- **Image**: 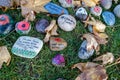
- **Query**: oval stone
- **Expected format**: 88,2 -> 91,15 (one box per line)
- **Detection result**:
50,37 -> 67,51
59,0 -> 73,8
78,40 -> 94,59
100,0 -> 112,9
90,6 -> 102,16
44,2 -> 68,15
76,7 -> 88,21
102,11 -> 115,26
11,36 -> 43,58
58,14 -> 76,31
113,4 -> 120,18
52,54 -> 65,67
35,19 -> 49,33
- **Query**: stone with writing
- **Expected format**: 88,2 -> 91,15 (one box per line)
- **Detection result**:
11,36 -> 43,58
50,37 -> 67,51
44,2 -> 68,15
58,14 -> 76,31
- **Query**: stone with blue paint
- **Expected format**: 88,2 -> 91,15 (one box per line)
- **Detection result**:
102,11 -> 115,26
78,40 -> 94,59
44,2 -> 68,15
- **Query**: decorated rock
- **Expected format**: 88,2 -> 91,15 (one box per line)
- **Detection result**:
0,14 -> 14,35
0,0 -> 12,7
50,37 -> 67,51
59,0 -> 73,8
100,0 -> 112,9
15,21 -> 31,35
75,7 -> 88,21
88,25 -> 93,33
58,14 -> 76,31
113,4 -> 120,18
78,40 -> 94,59
44,2 -> 68,15
90,6 -> 102,16
52,54 -> 65,67
102,11 -> 115,26
35,19 -> 49,33
11,36 -> 43,58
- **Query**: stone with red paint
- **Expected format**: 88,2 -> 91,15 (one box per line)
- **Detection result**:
50,37 -> 67,51
90,6 -> 102,16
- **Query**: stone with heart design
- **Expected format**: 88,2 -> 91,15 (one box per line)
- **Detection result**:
50,37 -> 67,51
90,6 -> 102,16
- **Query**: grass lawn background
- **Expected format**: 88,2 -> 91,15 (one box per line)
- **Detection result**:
0,0 -> 120,80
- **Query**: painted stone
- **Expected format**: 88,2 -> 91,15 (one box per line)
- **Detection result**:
76,7 -> 88,21
11,36 -> 43,58
113,4 -> 120,18
15,21 -> 31,35
102,11 -> 115,26
0,14 -> 14,35
58,14 -> 76,31
50,37 -> 67,51
88,25 -> 93,33
44,2 -> 68,15
0,0 -> 12,7
59,0 -> 73,8
52,54 -> 65,67
35,19 -> 49,33
90,6 -> 102,16
78,40 -> 94,59
100,0 -> 112,9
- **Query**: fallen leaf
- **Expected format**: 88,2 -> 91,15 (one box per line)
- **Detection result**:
0,46 -> 11,69
45,20 -> 56,32
43,32 -> 51,43
82,33 -> 99,51
81,0 -> 99,7
72,62 -> 108,80
51,24 -> 59,36
93,52 -> 114,65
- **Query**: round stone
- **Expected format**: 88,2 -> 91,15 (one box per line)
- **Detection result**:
78,40 -> 94,59
113,4 -> 120,18
11,36 -> 43,58
58,14 -> 76,31
59,0 -> 73,8
52,54 -> 65,67
75,7 -> 88,21
102,11 -> 115,26
90,6 -> 102,16
35,19 -> 49,33
15,21 -> 31,35
100,0 -> 112,9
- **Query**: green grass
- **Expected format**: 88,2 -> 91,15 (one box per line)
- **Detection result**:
0,1 -> 120,80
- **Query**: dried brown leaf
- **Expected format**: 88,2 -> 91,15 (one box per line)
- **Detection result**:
73,62 -> 108,80
81,0 -> 99,7
82,33 -> 99,51
51,24 -> 59,36
43,32 -> 51,43
45,20 -> 56,32
93,52 -> 114,65
0,46 -> 11,69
